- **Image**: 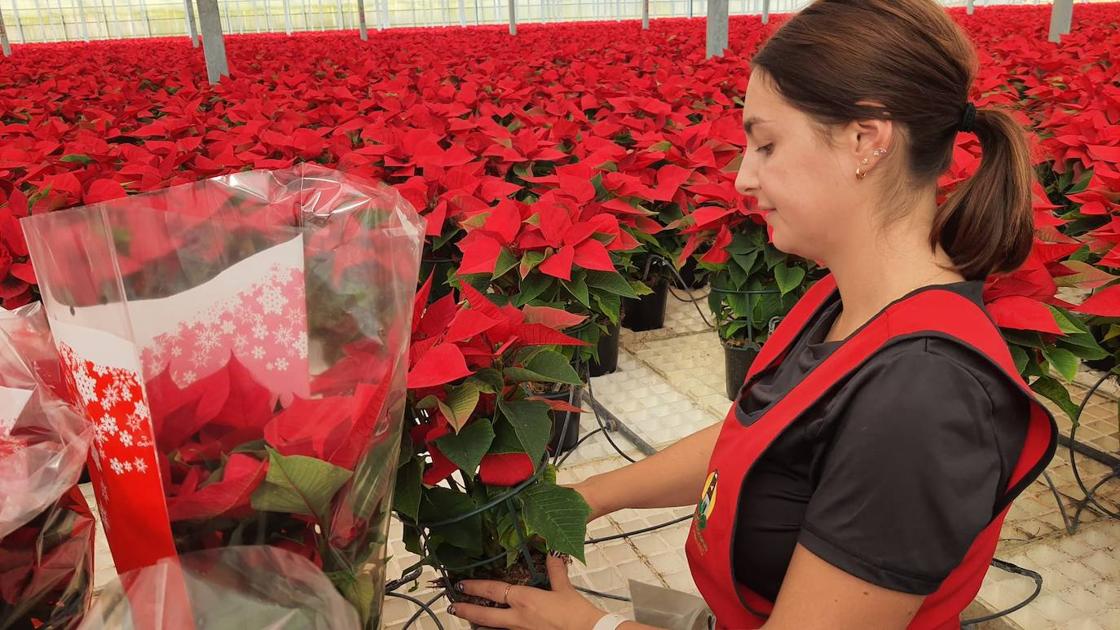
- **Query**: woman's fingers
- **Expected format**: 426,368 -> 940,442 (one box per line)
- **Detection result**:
546,552 -> 573,591
448,602 -> 520,629
457,579 -> 519,605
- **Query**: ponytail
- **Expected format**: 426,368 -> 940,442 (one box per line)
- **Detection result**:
931,107 -> 1035,280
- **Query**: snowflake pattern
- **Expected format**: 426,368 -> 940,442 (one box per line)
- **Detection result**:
137,264 -> 310,401
58,343 -> 158,481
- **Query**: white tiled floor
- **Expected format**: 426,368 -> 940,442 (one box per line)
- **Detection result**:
85,290 -> 1120,629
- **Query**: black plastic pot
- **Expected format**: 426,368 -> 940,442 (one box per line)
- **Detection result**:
677,257 -> 707,289
588,320 -> 621,377
544,385 -> 583,455
724,342 -> 761,401
622,277 -> 670,332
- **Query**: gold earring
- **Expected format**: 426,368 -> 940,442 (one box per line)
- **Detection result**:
856,157 -> 870,180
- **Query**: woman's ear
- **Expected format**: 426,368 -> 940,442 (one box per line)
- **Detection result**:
843,101 -> 894,165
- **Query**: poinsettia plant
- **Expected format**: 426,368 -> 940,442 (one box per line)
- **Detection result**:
453,180 -> 651,366
395,276 -> 592,586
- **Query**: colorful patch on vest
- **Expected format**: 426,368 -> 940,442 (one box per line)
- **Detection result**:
691,470 -> 718,554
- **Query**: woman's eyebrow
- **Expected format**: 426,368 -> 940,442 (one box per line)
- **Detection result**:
743,116 -> 770,136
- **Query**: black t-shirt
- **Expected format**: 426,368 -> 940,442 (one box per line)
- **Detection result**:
732,281 -> 1030,601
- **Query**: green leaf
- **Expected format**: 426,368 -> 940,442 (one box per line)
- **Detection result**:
1030,375 -> 1079,424
60,154 -> 94,165
562,272 -> 591,307
516,271 -> 553,306
525,350 -> 584,385
1047,306 -> 1088,335
521,483 -> 591,562
433,419 -> 495,478
421,488 -> 483,554
519,250 -> 547,278
393,457 -> 423,522
1009,345 -> 1029,375
592,290 -> 622,325
774,263 -> 805,296
493,248 -> 520,280
497,399 -> 552,464
585,270 -> 639,298
504,351 -> 584,385
439,382 -> 482,432
1042,347 -> 1080,382
251,448 -> 353,522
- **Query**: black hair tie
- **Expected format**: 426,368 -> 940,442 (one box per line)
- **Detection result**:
958,102 -> 977,133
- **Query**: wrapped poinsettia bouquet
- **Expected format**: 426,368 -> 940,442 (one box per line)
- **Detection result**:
18,165 -> 425,628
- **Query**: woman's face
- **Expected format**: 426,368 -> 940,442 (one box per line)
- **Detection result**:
734,69 -> 864,263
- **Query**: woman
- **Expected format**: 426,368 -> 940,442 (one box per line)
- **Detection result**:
449,0 -> 1057,628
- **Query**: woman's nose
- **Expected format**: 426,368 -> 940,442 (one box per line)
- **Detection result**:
735,153 -> 759,196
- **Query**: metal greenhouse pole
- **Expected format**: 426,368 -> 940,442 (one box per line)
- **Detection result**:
761,0 -> 769,24
642,0 -> 649,29
508,0 -> 516,34
196,0 -> 230,83
358,0 -> 368,38
0,5 -> 10,56
458,0 -> 465,26
76,0 -> 89,40
283,0 -> 292,33
184,0 -> 200,45
1048,0 -> 1073,43
707,0 -> 728,58
967,0 -> 973,15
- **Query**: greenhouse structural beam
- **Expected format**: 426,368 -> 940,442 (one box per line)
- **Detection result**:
762,0 -> 770,25
459,0 -> 465,27
0,5 -> 9,56
283,0 -> 292,34
358,0 -> 368,40
707,0 -> 729,58
642,0 -> 649,29
1048,0 -> 1073,43
508,0 -> 516,35
184,0 -> 200,46
196,0 -> 230,84
967,0 -> 974,15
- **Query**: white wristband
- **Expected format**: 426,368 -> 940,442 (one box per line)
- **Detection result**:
592,613 -> 629,630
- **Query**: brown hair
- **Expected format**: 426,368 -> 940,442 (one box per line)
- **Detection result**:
751,0 -> 1034,280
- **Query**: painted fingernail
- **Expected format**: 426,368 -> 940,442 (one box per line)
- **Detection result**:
455,581 -> 465,592
447,605 -> 456,615
549,550 -> 562,557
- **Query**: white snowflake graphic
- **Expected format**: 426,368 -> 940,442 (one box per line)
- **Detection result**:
252,323 -> 268,340
220,320 -> 236,335
258,286 -> 288,315
272,327 -> 294,348
123,461 -> 133,472
109,458 -> 124,474
179,370 -> 197,383
119,431 -> 134,448
233,335 -> 248,351
295,335 -> 309,359
73,368 -> 98,405
100,384 -> 121,409
118,383 -> 133,402
197,326 -> 221,354
252,346 -> 266,360
274,357 -> 289,371
99,414 -> 119,437
170,345 -> 182,358
132,400 -> 150,420
134,458 -> 148,473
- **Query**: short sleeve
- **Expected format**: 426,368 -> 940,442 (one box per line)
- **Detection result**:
797,345 -> 1012,595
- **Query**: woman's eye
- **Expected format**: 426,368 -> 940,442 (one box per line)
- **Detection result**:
756,144 -> 774,155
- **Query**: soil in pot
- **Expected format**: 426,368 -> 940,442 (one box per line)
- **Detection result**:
724,341 -> 761,401
440,547 -> 552,609
622,277 -> 669,332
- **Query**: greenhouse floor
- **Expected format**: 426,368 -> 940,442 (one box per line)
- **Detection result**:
86,289 -> 1120,630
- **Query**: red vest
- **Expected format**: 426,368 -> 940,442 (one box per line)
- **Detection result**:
684,275 -> 1057,629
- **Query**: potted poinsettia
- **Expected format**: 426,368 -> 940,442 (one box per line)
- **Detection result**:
396,276 -> 591,594
453,174 -> 650,376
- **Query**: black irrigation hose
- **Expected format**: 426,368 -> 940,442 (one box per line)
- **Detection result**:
386,591 -> 447,630
586,514 -> 693,545
960,559 -> 1044,627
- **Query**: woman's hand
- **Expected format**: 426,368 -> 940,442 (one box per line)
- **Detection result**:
449,552 -> 608,630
